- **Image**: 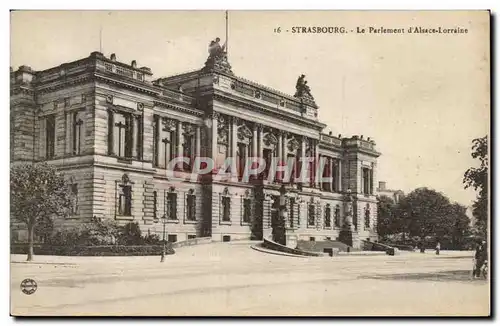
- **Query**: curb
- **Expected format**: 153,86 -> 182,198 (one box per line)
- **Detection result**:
250,245 -> 310,258
11,261 -> 77,266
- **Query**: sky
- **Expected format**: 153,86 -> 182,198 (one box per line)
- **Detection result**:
10,10 -> 490,207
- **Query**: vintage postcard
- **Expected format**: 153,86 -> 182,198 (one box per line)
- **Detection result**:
10,10 -> 490,316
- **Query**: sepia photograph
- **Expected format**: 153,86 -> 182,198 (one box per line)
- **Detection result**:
9,10 -> 490,316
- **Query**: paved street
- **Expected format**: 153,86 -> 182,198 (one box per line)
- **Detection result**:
10,242 -> 489,316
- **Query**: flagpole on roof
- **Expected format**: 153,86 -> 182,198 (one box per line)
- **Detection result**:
225,10 -> 229,59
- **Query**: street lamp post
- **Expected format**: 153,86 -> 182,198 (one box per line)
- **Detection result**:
154,214 -> 167,262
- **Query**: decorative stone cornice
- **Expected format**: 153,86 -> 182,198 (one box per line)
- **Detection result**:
152,100 -> 203,117
212,93 -> 325,131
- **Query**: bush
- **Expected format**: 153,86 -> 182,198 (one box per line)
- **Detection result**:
143,233 -> 161,245
118,222 -> 143,245
11,243 -> 175,256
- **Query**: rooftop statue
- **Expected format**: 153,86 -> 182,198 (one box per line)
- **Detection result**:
294,74 -> 314,100
208,37 -> 226,59
203,37 -> 233,75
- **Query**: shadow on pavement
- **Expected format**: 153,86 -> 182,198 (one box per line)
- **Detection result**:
360,270 -> 488,283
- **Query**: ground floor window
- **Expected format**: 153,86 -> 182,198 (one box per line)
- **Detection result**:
186,189 -> 196,221
335,205 -> 341,227
221,188 -> 231,222
118,185 -> 132,216
167,188 -> 177,220
167,234 -> 177,243
243,198 -> 252,223
308,204 -> 315,226
324,204 -> 331,228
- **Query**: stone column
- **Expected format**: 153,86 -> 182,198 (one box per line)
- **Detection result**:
300,136 -> 307,184
258,124 -> 264,159
337,159 -> 342,192
195,125 -> 201,159
154,115 -> 161,165
282,132 -> 288,160
107,109 -> 115,156
65,112 -> 72,155
314,140 -> 320,188
371,163 -> 377,195
277,132 -> 283,162
231,117 -> 238,159
330,157 -> 334,192
176,121 -> 184,170
211,113 -> 218,161
132,115 -> 138,158
252,124 -> 258,157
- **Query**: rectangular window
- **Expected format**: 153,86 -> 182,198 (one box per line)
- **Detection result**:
324,205 -> 331,228
186,192 -> 196,221
334,205 -> 341,227
155,118 -> 177,169
45,115 -> 56,159
71,184 -> 78,215
71,111 -> 85,155
308,204 -> 315,226
167,192 -> 178,220
222,235 -> 231,242
108,110 -> 139,159
243,198 -> 251,223
118,185 -> 132,216
167,234 -> 177,243
188,234 -> 196,240
222,196 -> 231,222
362,168 -> 370,195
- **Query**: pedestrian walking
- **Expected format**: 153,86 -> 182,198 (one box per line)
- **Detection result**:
435,241 -> 440,255
473,240 -> 487,278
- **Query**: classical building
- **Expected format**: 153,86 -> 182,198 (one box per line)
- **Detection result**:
376,181 -> 404,204
10,40 -> 380,247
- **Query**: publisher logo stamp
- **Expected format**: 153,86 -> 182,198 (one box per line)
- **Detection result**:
20,279 -> 37,295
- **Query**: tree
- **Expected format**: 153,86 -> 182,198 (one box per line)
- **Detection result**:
395,188 -> 471,248
10,163 -> 73,261
376,195 -> 398,238
463,136 -> 488,237
449,203 -> 471,249
398,188 -> 451,239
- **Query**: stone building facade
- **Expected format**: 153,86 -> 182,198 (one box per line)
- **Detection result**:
10,46 -> 380,245
376,181 -> 404,204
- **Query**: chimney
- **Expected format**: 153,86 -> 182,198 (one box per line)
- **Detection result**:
131,60 -> 137,68
378,181 -> 386,191
328,131 -> 332,136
